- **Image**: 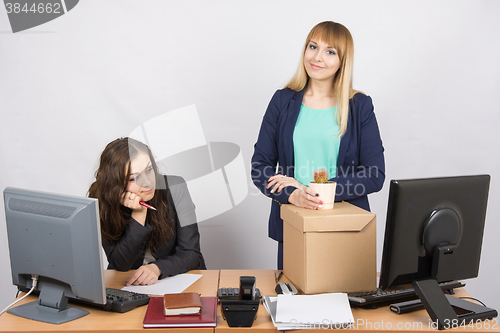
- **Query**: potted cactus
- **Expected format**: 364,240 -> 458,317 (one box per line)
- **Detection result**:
309,169 -> 337,209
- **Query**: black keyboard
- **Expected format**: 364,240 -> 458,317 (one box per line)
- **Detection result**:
18,286 -> 150,313
348,281 -> 465,307
98,288 -> 150,313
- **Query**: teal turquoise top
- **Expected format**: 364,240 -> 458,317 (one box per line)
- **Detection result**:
293,104 -> 341,186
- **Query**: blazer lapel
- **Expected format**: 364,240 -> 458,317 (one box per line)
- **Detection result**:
283,89 -> 305,174
337,98 -> 353,169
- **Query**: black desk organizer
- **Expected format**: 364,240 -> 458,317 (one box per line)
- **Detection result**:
220,276 -> 259,327
221,299 -> 260,327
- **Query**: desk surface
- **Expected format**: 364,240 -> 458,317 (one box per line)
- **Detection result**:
1,269 -> 498,333
218,270 -> 500,333
349,287 -> 499,333
0,270 -> 219,333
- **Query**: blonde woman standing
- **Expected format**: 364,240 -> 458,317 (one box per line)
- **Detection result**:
251,21 -> 385,269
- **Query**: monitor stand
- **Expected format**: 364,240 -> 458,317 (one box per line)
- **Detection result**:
413,279 -> 498,330
7,281 -> 89,325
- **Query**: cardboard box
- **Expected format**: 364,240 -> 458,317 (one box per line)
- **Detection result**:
281,202 -> 376,294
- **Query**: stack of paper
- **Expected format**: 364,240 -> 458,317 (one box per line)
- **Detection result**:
263,293 -> 354,330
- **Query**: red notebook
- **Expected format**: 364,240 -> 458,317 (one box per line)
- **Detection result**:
143,296 -> 217,328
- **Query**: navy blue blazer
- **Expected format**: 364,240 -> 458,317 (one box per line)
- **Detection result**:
251,88 -> 385,242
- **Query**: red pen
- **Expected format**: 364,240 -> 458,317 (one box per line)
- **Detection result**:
139,201 -> 157,211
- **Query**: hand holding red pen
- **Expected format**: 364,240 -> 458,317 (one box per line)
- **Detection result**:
121,192 -> 157,226
121,191 -> 152,226
121,191 -> 144,211
122,192 -> 156,211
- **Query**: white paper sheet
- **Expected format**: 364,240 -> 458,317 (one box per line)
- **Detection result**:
121,273 -> 202,295
276,293 -> 354,327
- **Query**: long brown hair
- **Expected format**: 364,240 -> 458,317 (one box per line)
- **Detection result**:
88,137 -> 173,256
285,21 -> 362,137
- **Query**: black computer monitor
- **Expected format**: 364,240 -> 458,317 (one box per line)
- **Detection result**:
379,175 -> 497,329
4,187 -> 106,324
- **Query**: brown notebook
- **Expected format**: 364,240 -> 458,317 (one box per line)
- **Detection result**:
163,292 -> 202,316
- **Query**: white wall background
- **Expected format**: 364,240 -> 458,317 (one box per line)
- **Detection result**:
1,0 -> 499,313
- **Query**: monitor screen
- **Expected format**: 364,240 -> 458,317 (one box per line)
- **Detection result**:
4,187 -> 106,324
379,175 -> 490,290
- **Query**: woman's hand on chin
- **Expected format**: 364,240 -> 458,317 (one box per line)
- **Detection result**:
121,191 -> 145,211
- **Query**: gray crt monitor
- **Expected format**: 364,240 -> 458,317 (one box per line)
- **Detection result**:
4,187 -> 106,324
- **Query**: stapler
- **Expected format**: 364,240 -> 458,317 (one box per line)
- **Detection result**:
275,282 -> 298,295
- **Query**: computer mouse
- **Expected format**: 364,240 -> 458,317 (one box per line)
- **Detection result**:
275,282 -> 298,295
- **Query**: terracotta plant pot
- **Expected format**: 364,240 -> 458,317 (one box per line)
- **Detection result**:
308,181 -> 337,209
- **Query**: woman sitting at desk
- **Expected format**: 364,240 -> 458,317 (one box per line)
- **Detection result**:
88,137 -> 206,286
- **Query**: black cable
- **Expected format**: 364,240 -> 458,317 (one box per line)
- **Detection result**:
459,297 -> 487,307
274,270 -> 283,283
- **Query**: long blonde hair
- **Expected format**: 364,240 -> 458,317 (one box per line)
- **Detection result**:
285,21 -> 361,137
